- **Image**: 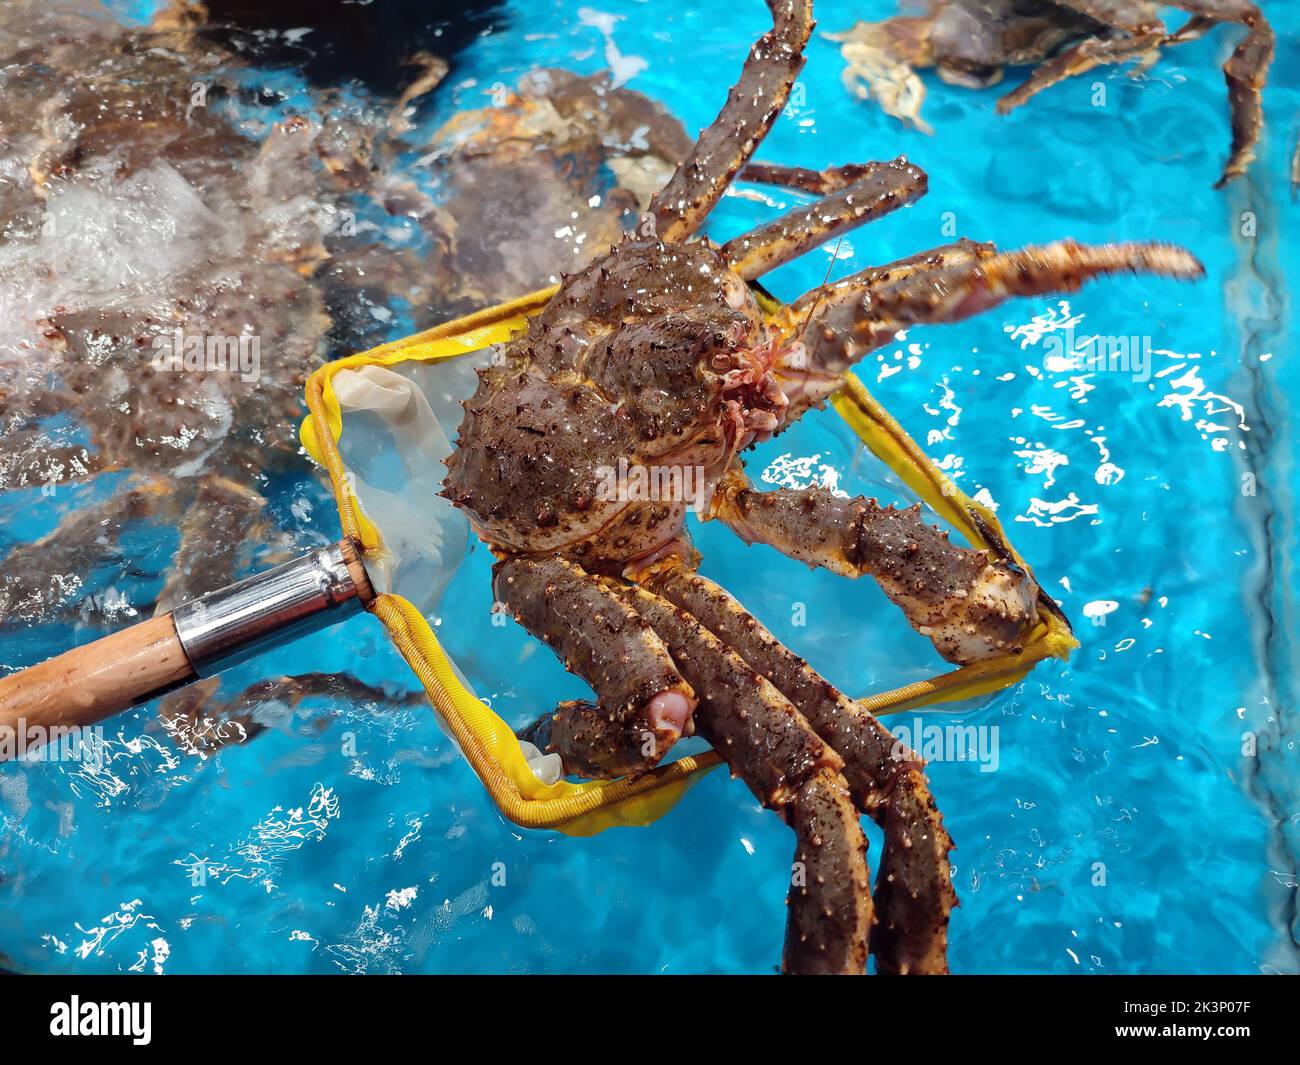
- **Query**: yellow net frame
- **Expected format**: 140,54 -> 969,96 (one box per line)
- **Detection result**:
300,286 -> 1077,836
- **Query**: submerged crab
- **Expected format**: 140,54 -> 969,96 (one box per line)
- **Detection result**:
0,2 -> 713,753
833,0 -> 1274,187
408,67 -> 693,316
444,0 -> 1202,973
0,1 -> 436,739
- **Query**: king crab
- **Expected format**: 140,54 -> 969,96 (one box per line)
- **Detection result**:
833,0 -> 1275,188
444,0 -> 1202,973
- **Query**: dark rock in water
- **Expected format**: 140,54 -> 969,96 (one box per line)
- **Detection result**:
185,0 -> 505,97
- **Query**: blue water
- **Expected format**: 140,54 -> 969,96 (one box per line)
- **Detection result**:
1,1 -> 1297,974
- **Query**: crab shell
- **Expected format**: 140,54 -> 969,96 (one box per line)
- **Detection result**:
442,240 -> 788,571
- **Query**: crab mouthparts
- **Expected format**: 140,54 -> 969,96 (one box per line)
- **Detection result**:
723,339 -> 789,448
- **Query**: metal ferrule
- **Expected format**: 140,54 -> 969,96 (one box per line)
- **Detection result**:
173,543 -> 365,676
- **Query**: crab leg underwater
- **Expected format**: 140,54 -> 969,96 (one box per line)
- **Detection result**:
496,556 -> 696,778
623,580 -> 873,975
641,563 -> 956,974
710,469 -> 1039,666
836,0 -> 1274,188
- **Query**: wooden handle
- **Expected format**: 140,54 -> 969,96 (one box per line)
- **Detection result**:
0,613 -> 195,750
0,540 -> 370,759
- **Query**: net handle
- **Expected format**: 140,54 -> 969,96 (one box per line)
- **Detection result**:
0,540 -> 372,759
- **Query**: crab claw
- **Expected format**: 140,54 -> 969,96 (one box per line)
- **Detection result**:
496,556 -> 698,778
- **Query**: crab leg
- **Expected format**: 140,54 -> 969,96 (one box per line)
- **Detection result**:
738,161 -> 892,195
647,0 -> 814,242
783,767 -> 873,974
622,582 -> 872,975
774,237 -> 1190,423
995,32 -> 1165,115
154,476 -> 271,613
782,239 -> 1202,401
643,563 -> 955,974
494,556 -> 696,778
1052,0 -> 1164,35
1164,15 -> 1217,44
781,235 -> 999,355
783,237 -> 996,321
776,236 -> 996,408
845,237 -> 1200,335
0,429 -> 104,494
1021,1 -> 1273,188
0,479 -> 181,627
711,468 -> 1039,666
1162,0 -> 1275,188
722,158 -> 928,281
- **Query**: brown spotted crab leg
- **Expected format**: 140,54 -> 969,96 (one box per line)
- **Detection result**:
0,479 -> 180,627
710,467 -> 1039,666
1141,1 -> 1273,186
495,556 -> 697,778
737,161 -> 889,195
1170,0 -> 1274,188
621,581 -> 872,975
722,158 -> 928,281
647,0 -> 814,242
642,562 -> 956,974
805,238 -> 1203,359
776,237 -> 997,417
708,192 -> 1202,430
775,238 -> 1204,422
995,32 -> 1166,116
158,672 -> 425,755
